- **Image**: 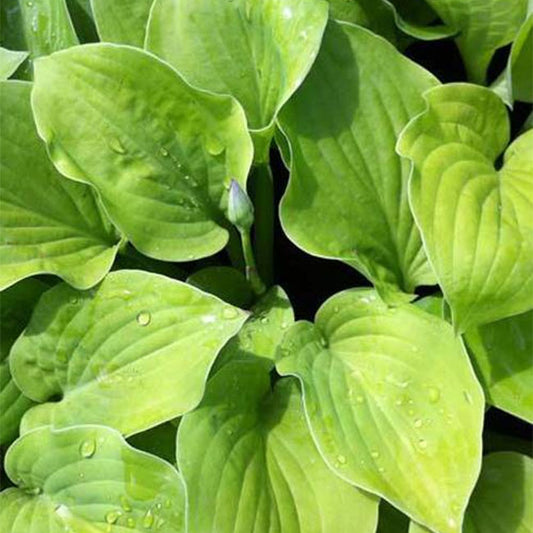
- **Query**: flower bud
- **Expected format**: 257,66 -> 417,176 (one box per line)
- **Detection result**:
227,179 -> 254,231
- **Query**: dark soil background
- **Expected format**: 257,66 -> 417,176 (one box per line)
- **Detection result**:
270,38 -> 533,448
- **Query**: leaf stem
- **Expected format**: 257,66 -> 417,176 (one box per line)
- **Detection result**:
239,227 -> 266,296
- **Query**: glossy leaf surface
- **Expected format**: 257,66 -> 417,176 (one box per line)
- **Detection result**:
146,0 -> 328,131
277,288 -> 484,533
0,47 -> 27,79
0,425 -> 185,532
178,360 -> 379,533
10,270 -> 248,436
0,81 -> 119,290
31,44 -> 253,262
278,22 -> 439,303
465,310 -> 533,423
397,84 -> 533,332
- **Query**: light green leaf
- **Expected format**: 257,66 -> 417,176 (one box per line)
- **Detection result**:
187,266 -> 253,309
9,270 -> 248,436
0,47 -> 27,79
91,0 -> 153,46
0,81 -> 120,290
492,15 -> 533,105
410,452 -> 533,533
0,424 -> 185,533
32,44 -> 253,262
0,278 -> 48,445
146,0 -> 328,133
278,22 -> 439,303
397,84 -> 533,332
211,285 -> 294,373
178,360 -> 379,533
277,288 -> 484,533
16,0 -> 79,78
465,310 -> 533,423
423,0 -> 528,83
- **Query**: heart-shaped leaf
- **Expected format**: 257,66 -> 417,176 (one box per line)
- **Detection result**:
410,452 -> 532,533
31,44 -> 253,262
0,47 -> 27,79
278,22 -> 439,303
0,279 -> 48,444
0,424 -> 185,533
0,81 -> 120,290
10,270 -> 248,436
422,0 -> 528,83
146,0 -> 328,134
465,310 -> 533,423
178,360 -> 379,533
397,84 -> 533,332
91,0 -> 153,46
277,288 -> 484,533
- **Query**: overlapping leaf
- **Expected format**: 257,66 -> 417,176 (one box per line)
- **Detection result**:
0,425 -> 185,532
178,360 -> 379,533
277,288 -> 484,533
397,84 -> 533,332
9,270 -> 248,436
422,0 -> 528,83
0,81 -> 120,290
0,279 -> 48,444
278,22 -> 439,303
91,0 -> 153,46
410,452 -> 532,533
465,310 -> 533,423
146,0 -> 328,135
31,44 -> 253,262
0,47 -> 27,79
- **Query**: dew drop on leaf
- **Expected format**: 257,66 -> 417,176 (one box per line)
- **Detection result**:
417,438 -> 428,450
428,387 -> 441,403
136,311 -> 151,327
79,439 -> 96,459
143,508 -> 155,528
337,454 -> 347,465
105,510 -> 120,524
108,137 -> 127,154
370,450 -> 380,459
159,147 -> 169,157
463,390 -> 473,404
221,307 -> 239,320
414,418 -> 423,428
205,135 -> 225,156
120,495 -> 132,512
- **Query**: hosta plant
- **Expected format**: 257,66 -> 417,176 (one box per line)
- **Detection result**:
0,0 -> 532,532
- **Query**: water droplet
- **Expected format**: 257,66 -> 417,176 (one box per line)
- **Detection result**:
155,503 -> 162,510
27,486 -> 41,495
105,511 -> 120,524
370,450 -> 380,459
447,517 -> 458,529
155,517 -> 166,529
463,391 -> 473,404
337,454 -> 346,465
164,499 -> 171,509
109,137 -> 126,154
127,517 -> 136,528
417,438 -> 428,450
27,1 -> 34,6
222,308 -> 239,320
79,439 -> 96,459
159,147 -> 169,157
407,408 -> 415,416
70,296 -> 79,305
142,509 -> 154,528
120,496 -> 132,512
414,418 -> 423,428
206,135 -> 225,156
202,314 -> 216,324
428,387 -> 441,403
136,311 -> 151,327
260,316 -> 269,324
319,337 -> 327,347
281,322 -> 289,329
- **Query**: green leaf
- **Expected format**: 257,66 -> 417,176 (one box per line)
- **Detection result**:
410,452 -> 533,533
211,285 -> 294,374
465,310 -> 533,423
65,0 -> 98,43
397,84 -> 533,332
0,81 -> 120,290
187,266 -> 253,309
423,0 -> 528,83
9,270 -> 248,436
146,0 -> 329,132
277,288 -> 484,533
91,0 -> 153,47
16,0 -> 79,78
278,22 -> 439,303
0,424 -> 185,532
178,360 -> 379,533
31,44 -> 253,262
492,15 -> 533,105
0,47 -> 27,79
0,279 -> 48,445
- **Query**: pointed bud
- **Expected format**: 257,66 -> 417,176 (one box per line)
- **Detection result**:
227,179 -> 254,231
